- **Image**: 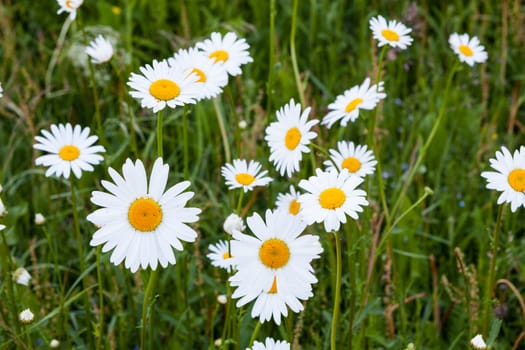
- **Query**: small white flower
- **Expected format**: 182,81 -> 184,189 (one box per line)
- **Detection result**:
369,15 -> 413,50
221,159 -> 272,193
0,81 -> 3,98
470,334 -> 487,349
56,0 -> 83,20
207,240 -> 235,271
217,294 -> 228,305
13,267 -> 32,286
449,33 -> 488,66
223,213 -> 245,235
50,339 -> 60,348
247,337 -> 291,350
196,32 -> 253,76
324,141 -> 377,178
238,120 -> 248,129
85,35 -> 114,64
275,185 -> 302,217
34,213 -> 46,225
19,308 -> 34,324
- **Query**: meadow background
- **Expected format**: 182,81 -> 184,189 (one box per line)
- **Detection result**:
0,0 -> 524,349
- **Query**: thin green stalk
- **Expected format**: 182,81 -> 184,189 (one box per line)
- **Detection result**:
265,0 -> 276,117
213,97 -> 231,163
248,322 -> 262,347
290,0 -> 305,106
236,189 -> 245,215
0,227 -> 21,338
95,246 -> 104,350
346,224 -> 356,348
483,204 -> 505,334
140,269 -> 159,350
157,110 -> 164,158
330,231 -> 342,350
45,17 -> 72,96
85,41 -> 105,146
220,282 -> 233,349
182,106 -> 189,178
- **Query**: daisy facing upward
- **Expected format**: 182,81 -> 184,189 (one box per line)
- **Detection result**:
369,15 -> 413,50
448,33 -> 488,66
221,159 -> 272,192
324,141 -> 377,178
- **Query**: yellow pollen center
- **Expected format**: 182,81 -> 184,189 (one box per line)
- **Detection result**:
342,157 -> 361,173
235,173 -> 255,186
345,98 -> 363,113
58,145 -> 80,161
289,199 -> 300,215
65,0 -> 74,9
209,50 -> 229,63
190,68 -> 207,83
222,252 -> 232,259
459,45 -> 474,57
268,276 -> 278,294
508,169 -> 525,192
128,197 -> 163,232
149,79 -> 180,101
259,238 -> 290,269
285,127 -> 302,150
319,188 -> 346,209
381,29 -> 400,42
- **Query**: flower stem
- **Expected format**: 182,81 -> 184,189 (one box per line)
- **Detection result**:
95,246 -> 104,350
330,231 -> 342,350
213,97 -> 231,163
45,17 -> 72,96
140,269 -> 159,350
0,227 -> 21,338
182,106 -> 189,178
156,110 -> 164,158
248,321 -> 262,348
265,0 -> 276,117
236,189 -> 244,215
290,0 -> 305,106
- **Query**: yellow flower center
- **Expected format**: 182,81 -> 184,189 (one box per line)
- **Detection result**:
259,238 -> 290,269
58,145 -> 80,161
289,199 -> 300,215
345,98 -> 363,113
209,50 -> 229,63
128,197 -> 163,232
190,68 -> 207,83
222,252 -> 232,259
149,79 -> 180,101
459,45 -> 474,57
508,169 -> 525,192
319,187 -> 346,209
111,6 -> 121,15
235,173 -> 255,186
268,276 -> 278,294
285,127 -> 301,150
65,0 -> 74,9
381,29 -> 400,42
342,157 -> 361,173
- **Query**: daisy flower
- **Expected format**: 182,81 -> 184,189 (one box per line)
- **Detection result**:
275,185 -> 302,217
265,98 -> 318,177
19,308 -> 34,324
87,158 -> 201,272
369,15 -> 413,50
221,159 -> 272,192
448,33 -> 488,66
168,47 -> 228,100
0,81 -> 3,98
127,59 -> 201,113
85,35 -> 114,64
481,145 -> 525,212
56,0 -> 83,20
230,209 -> 323,325
0,185 -> 6,216
324,141 -> 377,178
247,337 -> 291,350
470,334 -> 487,349
321,78 -> 386,128
13,267 -> 32,286
223,213 -> 245,235
34,123 -> 105,179
196,32 -> 253,76
298,168 -> 368,232
207,240 -> 235,271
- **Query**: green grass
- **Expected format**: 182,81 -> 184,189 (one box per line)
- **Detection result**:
0,0 -> 524,349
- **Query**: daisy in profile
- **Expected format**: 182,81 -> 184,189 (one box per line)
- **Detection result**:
324,141 -> 377,178
87,158 -> 201,272
207,240 -> 235,271
248,337 -> 291,350
221,159 -> 272,192
321,78 -> 386,128
265,99 -> 318,177
196,32 -> 253,76
369,15 -> 413,50
34,123 -> 105,179
230,209 -> 323,325
13,267 -> 32,286
168,47 -> 228,100
470,334 -> 487,350
449,33 -> 488,66
276,185 -> 302,217
481,145 -> 525,212
56,0 -> 83,20
298,168 -> 368,232
127,59 -> 201,113
85,35 -> 114,64
0,81 -> 3,98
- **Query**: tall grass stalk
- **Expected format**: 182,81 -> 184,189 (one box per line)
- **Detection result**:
290,0 -> 305,106
45,17 -> 72,96
330,231 -> 342,350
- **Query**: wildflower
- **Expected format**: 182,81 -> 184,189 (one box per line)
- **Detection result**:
238,120 -> 248,129
247,337 -> 291,350
230,209 -> 323,325
298,168 -> 368,232
85,35 -> 114,64
56,0 -> 83,20
0,185 -> 6,216
196,32 -> 253,76
275,185 -> 302,217
0,81 -> 3,98
217,294 -> 228,304
87,158 -> 201,272
369,15 -> 413,50
50,339 -> 60,348
324,141 -> 377,178
168,47 -> 228,100
34,123 -> 105,179
34,213 -> 46,225
13,267 -> 32,286
470,334 -> 487,349
481,145 -> 525,212
127,59 -> 201,113
449,33 -> 488,66
322,78 -> 386,128
221,159 -> 272,193
19,308 -> 34,324
265,99 -> 318,177
223,213 -> 245,235
207,240 -> 235,271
